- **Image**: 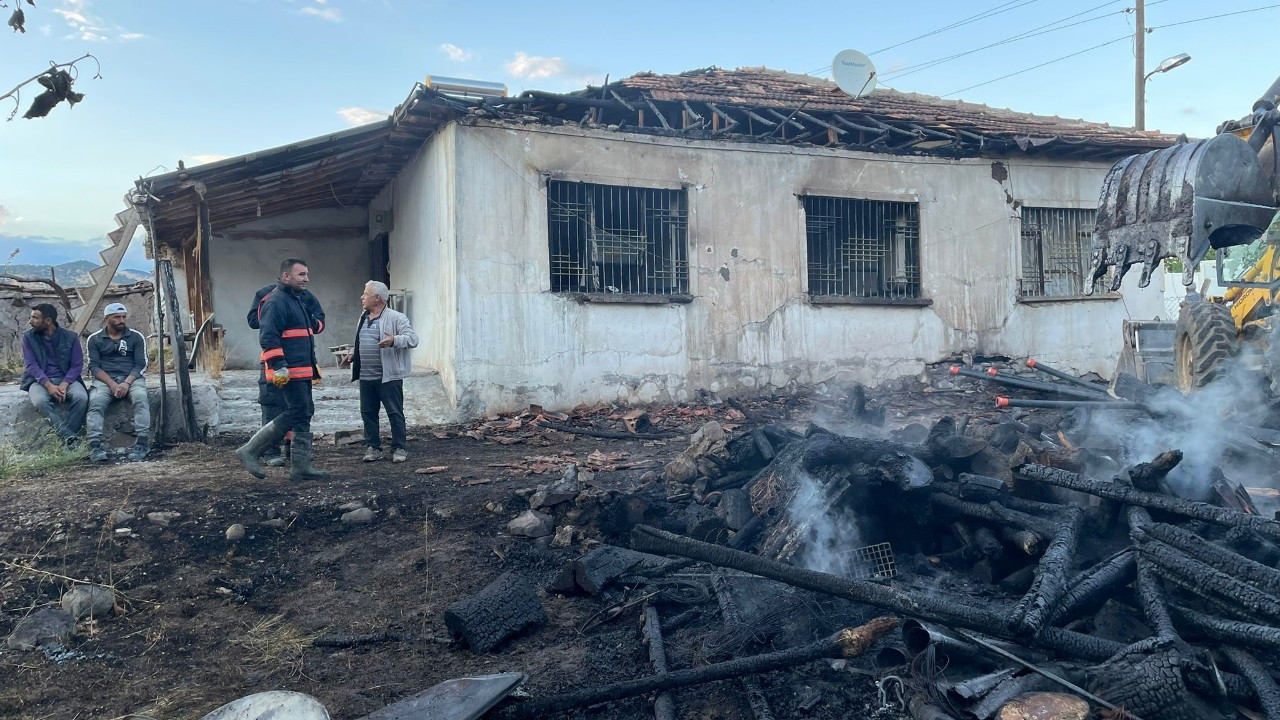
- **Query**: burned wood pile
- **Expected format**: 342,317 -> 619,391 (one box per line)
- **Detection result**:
448,375 -> 1280,719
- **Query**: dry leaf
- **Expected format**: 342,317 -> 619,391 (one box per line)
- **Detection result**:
415,466 -> 450,475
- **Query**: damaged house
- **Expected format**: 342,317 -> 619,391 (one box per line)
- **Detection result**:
137,67 -> 1174,419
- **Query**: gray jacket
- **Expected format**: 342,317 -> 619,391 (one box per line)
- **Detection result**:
350,307 -> 419,383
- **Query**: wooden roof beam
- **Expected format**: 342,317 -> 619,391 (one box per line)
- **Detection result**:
642,95 -> 672,130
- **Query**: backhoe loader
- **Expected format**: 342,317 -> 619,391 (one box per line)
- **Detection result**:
1091,75 -> 1280,393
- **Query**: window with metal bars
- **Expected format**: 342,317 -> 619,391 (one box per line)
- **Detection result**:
1018,207 -> 1105,299
547,180 -> 689,297
803,196 -> 922,300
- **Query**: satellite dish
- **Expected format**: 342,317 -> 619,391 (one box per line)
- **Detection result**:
832,49 -> 877,98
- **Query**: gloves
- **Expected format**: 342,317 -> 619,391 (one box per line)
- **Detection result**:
271,367 -> 291,388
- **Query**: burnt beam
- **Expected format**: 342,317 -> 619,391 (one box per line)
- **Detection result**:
1018,463 -> 1280,542
642,95 -> 672,130
491,617 -> 898,719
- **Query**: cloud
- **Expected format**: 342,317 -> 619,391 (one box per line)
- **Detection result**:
52,0 -> 143,41
0,206 -> 9,231
185,154 -> 231,165
505,52 -> 569,80
440,43 -> 474,62
337,107 -> 386,126
300,3 -> 343,21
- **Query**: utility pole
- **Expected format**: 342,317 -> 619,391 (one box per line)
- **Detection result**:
1135,0 -> 1146,130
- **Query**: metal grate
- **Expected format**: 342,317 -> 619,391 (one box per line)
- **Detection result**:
547,180 -> 689,295
1019,207 -> 1104,298
840,541 -> 897,581
803,196 -> 921,299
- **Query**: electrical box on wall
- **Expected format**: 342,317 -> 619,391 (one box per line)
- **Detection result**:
372,209 -> 394,235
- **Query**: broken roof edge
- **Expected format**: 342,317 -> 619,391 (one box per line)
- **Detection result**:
136,82 -> 469,250
545,66 -> 1182,157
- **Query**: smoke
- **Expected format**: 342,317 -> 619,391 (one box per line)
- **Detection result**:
789,468 -> 866,576
1084,354 -> 1277,501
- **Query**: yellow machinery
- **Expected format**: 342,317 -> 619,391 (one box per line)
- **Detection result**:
1095,76 -> 1280,392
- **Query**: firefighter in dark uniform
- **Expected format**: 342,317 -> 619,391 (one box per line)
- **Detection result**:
235,258 -> 329,481
245,278 -> 324,468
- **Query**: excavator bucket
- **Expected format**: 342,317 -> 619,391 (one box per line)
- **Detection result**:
1086,132 -> 1277,294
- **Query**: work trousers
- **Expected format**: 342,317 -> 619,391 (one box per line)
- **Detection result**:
359,379 -> 406,450
86,379 -> 151,444
258,381 -> 287,425
267,379 -> 314,434
27,381 -> 88,439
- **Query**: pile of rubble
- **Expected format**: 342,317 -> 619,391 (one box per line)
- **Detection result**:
437,363 -> 1280,720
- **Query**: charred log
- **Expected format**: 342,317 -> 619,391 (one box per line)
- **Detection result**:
642,606 -> 676,720
711,574 -> 775,720
929,494 -> 1055,536
631,525 -> 1127,661
490,617 -> 899,719
1018,463 -> 1280,542
1222,647 -> 1280,720
1138,538 -> 1280,623
443,571 -> 547,653
1001,527 -> 1043,557
728,514 -> 766,551
1222,526 -> 1280,567
572,546 -> 673,595
1142,521 -> 1280,596
1170,605 -> 1280,651
1086,639 -> 1204,720
1009,506 -> 1084,636
1126,507 -> 1180,641
1048,550 -> 1136,626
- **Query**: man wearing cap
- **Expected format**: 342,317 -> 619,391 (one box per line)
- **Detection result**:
85,302 -> 150,462
20,303 -> 88,442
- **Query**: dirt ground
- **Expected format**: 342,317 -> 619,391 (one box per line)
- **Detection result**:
0,381 -> 1004,720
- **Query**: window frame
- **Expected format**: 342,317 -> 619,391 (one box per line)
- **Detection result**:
1016,206 -> 1118,303
800,193 -> 931,307
545,178 -> 693,304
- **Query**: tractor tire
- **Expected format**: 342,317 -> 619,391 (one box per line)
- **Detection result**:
1173,300 -> 1239,392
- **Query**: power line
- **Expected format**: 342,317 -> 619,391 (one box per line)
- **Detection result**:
943,34 -> 1130,97
807,0 -> 1040,75
883,1 -> 1125,81
870,0 -> 1040,56
1148,3 -> 1280,30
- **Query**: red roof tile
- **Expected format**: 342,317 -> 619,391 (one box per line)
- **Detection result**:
614,67 -> 1177,148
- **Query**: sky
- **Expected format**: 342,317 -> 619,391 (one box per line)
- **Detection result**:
0,0 -> 1275,273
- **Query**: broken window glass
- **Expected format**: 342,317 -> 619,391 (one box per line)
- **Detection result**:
547,180 -> 689,296
803,195 -> 921,300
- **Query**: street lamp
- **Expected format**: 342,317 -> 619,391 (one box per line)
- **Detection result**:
1146,53 -> 1191,81
1136,53 -> 1191,131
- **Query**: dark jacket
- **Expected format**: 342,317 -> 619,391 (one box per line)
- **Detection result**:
20,326 -> 84,391
247,284 -> 324,333
257,282 -> 325,382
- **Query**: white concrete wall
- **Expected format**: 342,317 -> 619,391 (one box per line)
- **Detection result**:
432,122 -> 1164,414
209,207 -> 370,369
378,124 -> 459,403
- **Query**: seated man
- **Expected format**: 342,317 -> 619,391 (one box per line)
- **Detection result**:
19,303 -> 88,442
86,303 -> 151,462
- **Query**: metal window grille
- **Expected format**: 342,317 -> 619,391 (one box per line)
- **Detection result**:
1019,207 -> 1104,298
803,196 -> 921,299
547,180 -> 689,296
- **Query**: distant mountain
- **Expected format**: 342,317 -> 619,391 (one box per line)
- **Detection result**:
1,260 -> 152,287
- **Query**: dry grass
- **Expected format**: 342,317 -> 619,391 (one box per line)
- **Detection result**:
230,613 -> 318,679
0,428 -> 88,480
199,339 -> 227,380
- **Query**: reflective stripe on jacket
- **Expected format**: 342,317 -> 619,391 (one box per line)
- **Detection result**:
257,282 -> 325,382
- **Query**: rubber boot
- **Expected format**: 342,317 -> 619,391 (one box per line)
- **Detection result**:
290,432 -> 330,481
235,419 -> 288,479
263,440 -> 287,468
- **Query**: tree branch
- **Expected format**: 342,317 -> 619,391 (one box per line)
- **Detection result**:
2,53 -> 101,121
0,274 -> 74,315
